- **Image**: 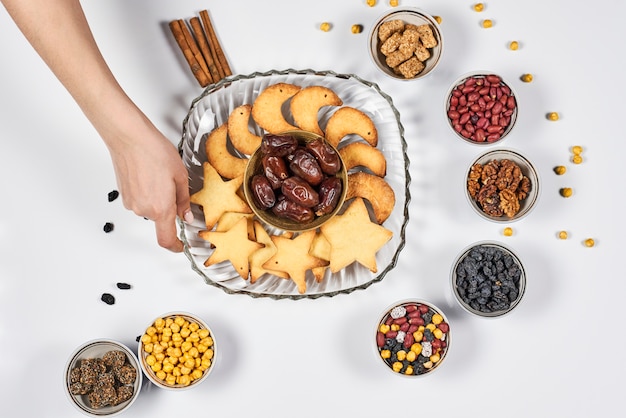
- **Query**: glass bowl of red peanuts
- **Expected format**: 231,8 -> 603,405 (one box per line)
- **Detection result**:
445,72 -> 518,145
375,299 -> 451,377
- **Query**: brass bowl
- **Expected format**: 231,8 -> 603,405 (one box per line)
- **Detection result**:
243,130 -> 348,232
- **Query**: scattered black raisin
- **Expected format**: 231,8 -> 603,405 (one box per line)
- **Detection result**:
103,222 -> 114,233
107,190 -> 119,202
116,282 -> 131,290
101,293 -> 115,305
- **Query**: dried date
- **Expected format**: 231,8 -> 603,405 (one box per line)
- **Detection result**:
251,174 -> 276,209
271,196 -> 315,223
289,148 -> 323,186
262,155 -> 289,189
305,138 -> 341,175
260,134 -> 298,156
281,176 -> 319,208
314,177 -> 342,216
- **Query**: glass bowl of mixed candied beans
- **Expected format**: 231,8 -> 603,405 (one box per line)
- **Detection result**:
445,72 -> 518,145
375,300 -> 451,377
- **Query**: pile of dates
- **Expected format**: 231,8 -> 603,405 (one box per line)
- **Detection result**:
250,134 -> 343,223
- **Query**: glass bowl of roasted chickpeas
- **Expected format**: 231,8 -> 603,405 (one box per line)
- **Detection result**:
368,7 -> 443,80
138,312 -> 216,390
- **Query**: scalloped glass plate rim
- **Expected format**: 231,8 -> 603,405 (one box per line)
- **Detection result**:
177,68 -> 410,300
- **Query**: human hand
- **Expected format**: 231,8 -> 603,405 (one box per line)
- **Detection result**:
107,123 -> 193,252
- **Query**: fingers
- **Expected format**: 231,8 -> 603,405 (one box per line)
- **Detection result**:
175,169 -> 194,224
154,210 -> 184,253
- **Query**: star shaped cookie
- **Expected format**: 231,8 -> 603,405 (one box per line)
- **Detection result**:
198,217 -> 262,279
263,230 -> 328,294
190,161 -> 251,229
320,197 -> 393,273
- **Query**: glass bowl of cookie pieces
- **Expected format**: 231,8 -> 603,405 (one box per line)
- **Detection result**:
368,7 -> 443,80
64,339 -> 142,417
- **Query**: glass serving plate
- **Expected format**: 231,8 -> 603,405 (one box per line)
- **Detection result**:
178,69 -> 410,299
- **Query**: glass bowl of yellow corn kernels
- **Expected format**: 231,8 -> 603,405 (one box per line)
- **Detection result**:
138,312 -> 217,390
368,7 -> 444,80
375,299 -> 451,377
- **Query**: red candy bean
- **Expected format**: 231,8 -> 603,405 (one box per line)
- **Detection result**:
376,331 -> 385,347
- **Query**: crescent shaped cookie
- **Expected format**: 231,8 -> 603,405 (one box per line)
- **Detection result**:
251,83 -> 301,134
324,107 -> 378,148
290,86 -> 343,136
227,104 -> 262,155
205,123 -> 248,179
345,172 -> 395,224
338,142 -> 387,177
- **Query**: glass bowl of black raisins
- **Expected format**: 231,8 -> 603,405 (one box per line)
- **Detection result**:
450,241 -> 526,318
64,339 -> 142,416
375,299 -> 451,377
243,130 -> 347,232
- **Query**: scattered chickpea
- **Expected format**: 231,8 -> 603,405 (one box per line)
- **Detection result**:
509,41 -> 519,50
572,155 -> 583,164
560,187 -> 573,198
521,73 -> 533,83
389,0 -> 399,7
320,22 -> 331,32
351,24 -> 363,34
553,165 -> 566,175
572,145 -> 583,155
434,16 -> 442,24
503,227 -> 513,236
558,231 -> 568,240
474,3 -> 484,12
584,238 -> 595,247
367,0 -> 377,6
482,19 -> 493,28
547,112 -> 560,121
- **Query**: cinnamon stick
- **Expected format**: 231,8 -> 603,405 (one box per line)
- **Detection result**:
177,19 -> 211,83
168,20 -> 211,87
190,17 -> 221,82
200,9 -> 232,78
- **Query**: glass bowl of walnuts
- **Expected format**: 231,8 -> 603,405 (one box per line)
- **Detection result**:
465,148 -> 540,222
368,7 -> 444,80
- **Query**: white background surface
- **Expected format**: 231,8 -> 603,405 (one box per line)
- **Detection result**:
0,1 -> 623,417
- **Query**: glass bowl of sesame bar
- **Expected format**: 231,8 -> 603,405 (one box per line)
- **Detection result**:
64,339 -> 142,417
368,7 -> 443,80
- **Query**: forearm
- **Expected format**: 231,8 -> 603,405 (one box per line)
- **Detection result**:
1,0 -> 149,150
